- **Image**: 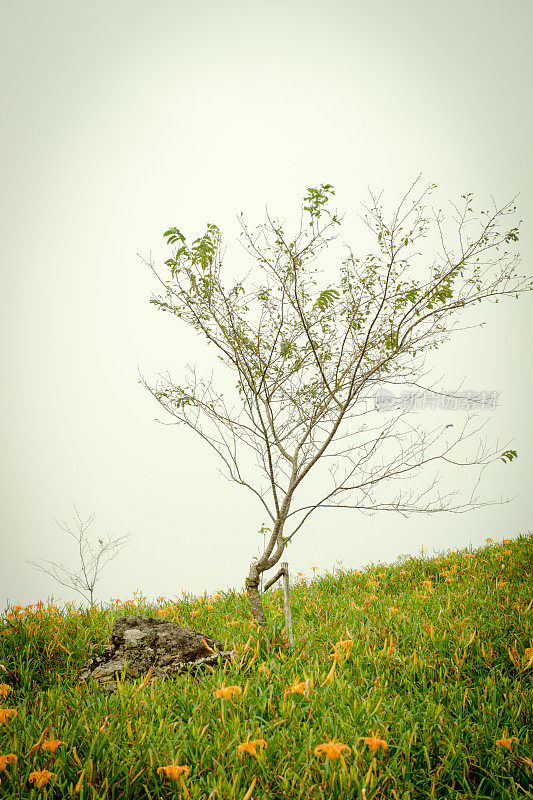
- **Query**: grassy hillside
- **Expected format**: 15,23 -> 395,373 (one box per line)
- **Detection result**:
1,533 -> 532,799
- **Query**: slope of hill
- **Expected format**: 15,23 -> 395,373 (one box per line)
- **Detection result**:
1,533 -> 532,799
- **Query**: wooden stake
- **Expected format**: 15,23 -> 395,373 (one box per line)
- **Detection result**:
281,562 -> 294,647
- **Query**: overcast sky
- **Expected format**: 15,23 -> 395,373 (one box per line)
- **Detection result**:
2,0 -> 532,612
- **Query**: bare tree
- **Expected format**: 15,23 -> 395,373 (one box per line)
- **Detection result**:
26,506 -> 133,608
139,178 -> 531,634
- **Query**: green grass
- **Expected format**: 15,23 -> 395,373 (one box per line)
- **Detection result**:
1,533 -> 532,799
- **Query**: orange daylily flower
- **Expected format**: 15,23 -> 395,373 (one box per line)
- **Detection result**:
323,648 -> 343,683
0,709 -> 17,725
214,685 -> 241,701
497,581 -> 508,588
496,736 -> 518,750
389,607 -> 399,614
157,764 -> 190,782
335,638 -> 353,651
0,685 -> 12,698
366,580 -> 379,588
0,753 -> 17,774
358,736 -> 388,754
41,739 -> 66,755
285,679 -> 311,700
525,648 -> 533,668
237,739 -> 267,759
257,665 -> 271,678
25,725 -> 51,757
314,740 -> 351,773
29,769 -> 56,788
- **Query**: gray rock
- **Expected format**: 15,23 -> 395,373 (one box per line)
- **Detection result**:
79,614 -> 234,692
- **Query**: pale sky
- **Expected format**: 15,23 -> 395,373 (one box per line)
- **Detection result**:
1,0 -> 532,612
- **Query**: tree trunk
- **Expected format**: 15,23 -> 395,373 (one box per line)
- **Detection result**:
245,499 -> 293,634
245,565 -> 268,632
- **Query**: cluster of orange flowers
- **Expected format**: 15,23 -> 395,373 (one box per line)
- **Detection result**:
0,709 -> 67,789
1,601 -> 64,622
0,649 -> 392,792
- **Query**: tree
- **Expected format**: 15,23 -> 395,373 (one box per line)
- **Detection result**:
27,506 -> 133,608
139,178 -> 531,634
